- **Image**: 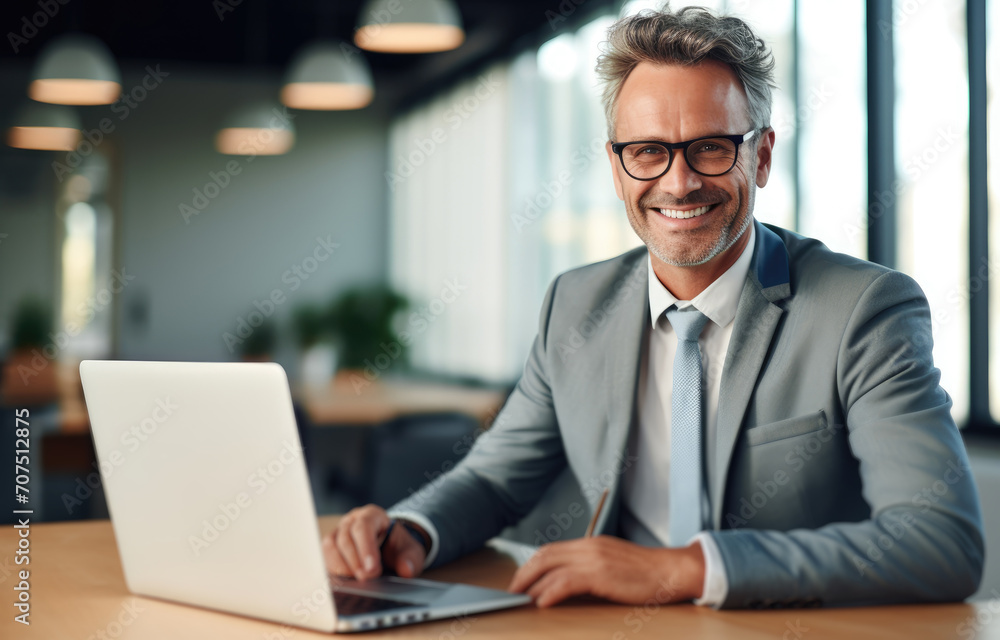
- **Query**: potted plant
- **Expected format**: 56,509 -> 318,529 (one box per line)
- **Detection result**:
2,297 -> 59,406
327,285 -> 409,378
237,316 -> 278,363
293,303 -> 337,389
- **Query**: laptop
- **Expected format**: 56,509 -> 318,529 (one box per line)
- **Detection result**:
79,360 -> 531,633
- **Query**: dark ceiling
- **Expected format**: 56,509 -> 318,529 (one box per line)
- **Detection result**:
0,0 -> 617,112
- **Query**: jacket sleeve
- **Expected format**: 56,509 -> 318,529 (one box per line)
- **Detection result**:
710,270 -> 984,608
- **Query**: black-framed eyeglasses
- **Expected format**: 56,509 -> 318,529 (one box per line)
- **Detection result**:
610,129 -> 758,180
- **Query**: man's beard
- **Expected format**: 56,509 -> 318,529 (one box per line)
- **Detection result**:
629,185 -> 752,267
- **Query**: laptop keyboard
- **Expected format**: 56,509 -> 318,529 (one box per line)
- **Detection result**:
333,591 -> 421,616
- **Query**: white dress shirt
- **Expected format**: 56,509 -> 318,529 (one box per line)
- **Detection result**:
397,225 -> 756,606
620,224 -> 755,606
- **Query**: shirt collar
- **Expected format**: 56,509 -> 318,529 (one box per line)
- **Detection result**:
646,222 -> 756,329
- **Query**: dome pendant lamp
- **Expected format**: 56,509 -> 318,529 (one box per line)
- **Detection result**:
6,102 -> 81,151
29,34 -> 122,105
354,0 -> 464,54
281,41 -> 374,110
215,102 -> 296,156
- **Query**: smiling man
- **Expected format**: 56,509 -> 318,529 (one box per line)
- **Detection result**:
324,5 -> 984,609
608,59 -> 766,300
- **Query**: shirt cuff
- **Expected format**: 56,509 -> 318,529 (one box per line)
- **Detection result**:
690,532 -> 728,607
386,509 -> 440,569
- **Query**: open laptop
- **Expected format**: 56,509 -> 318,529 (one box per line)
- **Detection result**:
79,360 -> 530,633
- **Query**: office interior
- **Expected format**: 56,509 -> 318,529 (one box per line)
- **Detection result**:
1,0 -> 999,604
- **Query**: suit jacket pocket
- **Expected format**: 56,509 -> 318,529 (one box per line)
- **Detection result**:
744,410 -> 827,447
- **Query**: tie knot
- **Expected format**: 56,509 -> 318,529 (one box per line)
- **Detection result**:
665,307 -> 709,342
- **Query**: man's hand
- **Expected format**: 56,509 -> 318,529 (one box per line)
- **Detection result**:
322,504 -> 428,581
507,536 -> 705,608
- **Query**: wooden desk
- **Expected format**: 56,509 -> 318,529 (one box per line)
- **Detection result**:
297,375 -> 506,426
18,362 -> 506,433
1,516 -> 995,639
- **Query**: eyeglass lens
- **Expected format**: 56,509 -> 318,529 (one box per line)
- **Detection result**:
621,137 -> 739,178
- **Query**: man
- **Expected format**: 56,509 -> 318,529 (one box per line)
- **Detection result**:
324,6 -> 984,609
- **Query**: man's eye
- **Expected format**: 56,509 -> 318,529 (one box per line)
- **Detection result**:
635,145 -> 666,156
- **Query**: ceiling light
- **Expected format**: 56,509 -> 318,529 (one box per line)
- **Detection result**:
355,0 -> 464,53
6,102 -> 81,151
29,34 -> 122,106
215,102 -> 295,156
281,41 -> 374,110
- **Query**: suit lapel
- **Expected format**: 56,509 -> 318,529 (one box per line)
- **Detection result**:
711,221 -> 791,529
597,254 -> 649,534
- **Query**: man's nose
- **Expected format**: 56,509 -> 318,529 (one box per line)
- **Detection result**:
654,152 -> 704,199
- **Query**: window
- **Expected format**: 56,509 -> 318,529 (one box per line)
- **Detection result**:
729,0 -> 797,231
989,0 -> 1000,422
797,2 -> 867,257
388,65 -> 512,380
895,1 -> 970,423
388,0 -> 984,424
56,151 -> 116,360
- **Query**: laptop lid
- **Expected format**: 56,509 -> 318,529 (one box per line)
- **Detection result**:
80,360 -> 338,633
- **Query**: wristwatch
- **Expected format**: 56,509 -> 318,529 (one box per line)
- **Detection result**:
397,519 -> 432,554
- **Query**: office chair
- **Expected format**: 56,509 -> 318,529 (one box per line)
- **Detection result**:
365,411 -> 480,508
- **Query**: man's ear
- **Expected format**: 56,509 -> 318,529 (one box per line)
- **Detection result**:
754,127 -> 776,188
606,141 -> 625,201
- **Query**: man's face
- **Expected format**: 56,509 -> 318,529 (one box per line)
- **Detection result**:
605,60 -> 774,269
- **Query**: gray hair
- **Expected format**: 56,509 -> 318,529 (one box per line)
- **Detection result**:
595,4 -> 776,140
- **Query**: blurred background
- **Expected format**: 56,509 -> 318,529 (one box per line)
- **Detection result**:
0,0 -> 998,597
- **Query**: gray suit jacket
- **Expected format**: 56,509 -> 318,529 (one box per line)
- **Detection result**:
398,220 -> 984,608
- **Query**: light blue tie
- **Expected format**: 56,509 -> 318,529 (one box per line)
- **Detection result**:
666,306 -> 710,547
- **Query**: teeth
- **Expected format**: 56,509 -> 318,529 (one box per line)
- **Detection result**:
657,205 -> 711,219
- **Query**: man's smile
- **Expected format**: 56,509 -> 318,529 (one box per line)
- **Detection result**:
656,204 -> 713,219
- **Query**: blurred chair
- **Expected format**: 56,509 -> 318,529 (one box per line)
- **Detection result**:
365,412 -> 480,509
291,400 -> 313,467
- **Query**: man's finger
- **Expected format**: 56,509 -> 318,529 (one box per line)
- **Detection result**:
335,523 -> 364,577
349,516 -> 383,578
392,553 -> 418,578
323,534 -> 353,577
387,527 -> 425,578
527,568 -> 585,608
508,541 -> 577,593
509,553 -> 550,593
